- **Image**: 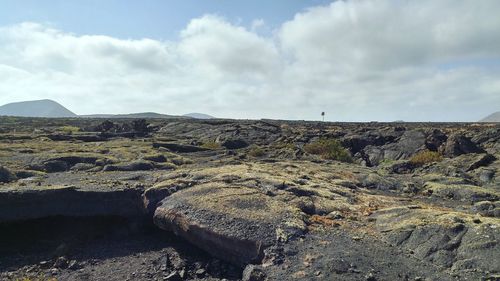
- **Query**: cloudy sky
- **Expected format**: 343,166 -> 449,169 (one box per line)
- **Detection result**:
0,0 -> 499,121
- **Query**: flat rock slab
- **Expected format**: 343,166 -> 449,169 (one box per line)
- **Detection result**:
154,183 -> 306,266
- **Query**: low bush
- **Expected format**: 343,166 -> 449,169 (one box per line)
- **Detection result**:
58,126 -> 80,135
304,139 -> 352,162
409,150 -> 443,166
248,146 -> 265,157
201,141 -> 221,150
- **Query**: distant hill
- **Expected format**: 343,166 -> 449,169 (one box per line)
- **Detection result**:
0,99 -> 77,118
183,113 -> 215,119
0,99 -> 215,119
480,112 -> 500,122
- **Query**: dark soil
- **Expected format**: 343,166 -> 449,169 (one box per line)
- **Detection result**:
0,217 -> 241,281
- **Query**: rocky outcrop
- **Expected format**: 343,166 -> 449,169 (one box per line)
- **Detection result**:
29,155 -> 105,173
152,142 -> 209,153
103,160 -> 155,172
374,207 -> 500,274
423,182 -> 498,203
363,130 -> 427,166
0,186 -> 145,223
220,139 -> 249,150
154,183 -> 306,266
440,133 -> 485,157
0,166 -> 16,183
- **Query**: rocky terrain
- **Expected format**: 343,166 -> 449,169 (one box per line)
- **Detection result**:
0,116 -> 498,281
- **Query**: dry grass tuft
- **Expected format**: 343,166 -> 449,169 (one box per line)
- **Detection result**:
304,139 -> 352,162
409,150 -> 443,166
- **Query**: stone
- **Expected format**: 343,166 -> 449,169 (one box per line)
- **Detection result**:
154,183 -> 305,266
440,134 -> 484,157
329,258 -> 350,274
153,142 -> 209,153
68,260 -> 79,270
43,160 -> 69,172
0,166 -> 16,183
163,271 -> 181,281
53,256 -> 68,269
479,169 -> 496,183
242,265 -> 266,281
466,154 -> 496,171
103,160 -> 155,171
221,139 -> 249,150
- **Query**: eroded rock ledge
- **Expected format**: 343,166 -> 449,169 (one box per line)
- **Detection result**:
154,184 -> 306,266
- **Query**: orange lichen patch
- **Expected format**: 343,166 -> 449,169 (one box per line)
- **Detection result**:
336,170 -> 358,182
318,240 -> 331,246
292,270 -> 307,278
303,253 -> 321,267
356,193 -> 403,217
309,215 -> 340,227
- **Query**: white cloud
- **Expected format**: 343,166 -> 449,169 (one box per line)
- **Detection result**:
0,1 -> 499,121
179,15 -> 281,80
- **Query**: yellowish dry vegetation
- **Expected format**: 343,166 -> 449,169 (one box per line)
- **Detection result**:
409,150 -> 443,166
304,139 -> 352,162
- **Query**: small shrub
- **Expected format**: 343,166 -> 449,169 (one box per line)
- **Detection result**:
409,150 -> 443,166
304,139 -> 352,162
201,141 -> 221,150
58,126 -> 80,135
248,146 -> 265,157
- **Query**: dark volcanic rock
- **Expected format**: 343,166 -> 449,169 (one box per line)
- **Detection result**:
425,129 -> 448,151
221,139 -> 249,150
48,134 -> 106,142
471,201 -> 500,217
0,166 -> 16,183
440,133 -> 485,157
42,160 -> 70,172
375,207 -> 500,273
465,153 -> 496,171
31,155 -> 101,173
382,130 -> 426,160
424,182 -> 499,203
154,183 -> 306,266
143,154 -> 167,163
363,130 -> 426,166
0,186 -> 145,223
103,161 -> 155,172
242,264 -> 266,281
153,142 -> 209,153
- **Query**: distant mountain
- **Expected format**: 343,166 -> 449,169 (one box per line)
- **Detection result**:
480,112 -> 500,122
183,113 -> 215,119
0,99 -> 77,118
0,99 -> 215,120
80,112 -> 187,119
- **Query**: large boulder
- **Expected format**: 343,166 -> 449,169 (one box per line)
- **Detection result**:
363,130 -> 426,166
383,130 -> 427,160
0,166 -> 16,183
221,139 -> 249,150
424,129 -> 448,151
154,183 -> 306,266
440,133 -> 485,157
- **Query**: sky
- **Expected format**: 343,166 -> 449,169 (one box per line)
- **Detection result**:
0,0 -> 499,121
